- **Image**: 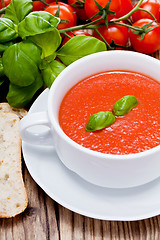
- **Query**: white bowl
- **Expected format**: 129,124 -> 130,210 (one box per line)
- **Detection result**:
20,50 -> 160,188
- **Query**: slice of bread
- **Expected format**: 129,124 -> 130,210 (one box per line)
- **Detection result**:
0,112 -> 28,218
0,103 -> 27,119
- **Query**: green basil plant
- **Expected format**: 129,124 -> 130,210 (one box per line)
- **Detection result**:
0,0 -> 106,108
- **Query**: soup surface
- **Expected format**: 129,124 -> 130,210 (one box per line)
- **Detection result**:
59,71 -> 160,155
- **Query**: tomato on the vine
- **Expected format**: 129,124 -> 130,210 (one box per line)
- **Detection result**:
44,2 -> 77,30
93,21 -> 128,49
84,0 -> 121,22
59,2 -> 77,25
116,0 -> 133,18
132,0 -> 160,22
68,0 -> 88,21
0,0 -> 10,8
62,30 -> 92,44
32,1 -> 45,11
32,0 -> 54,11
129,19 -> 160,54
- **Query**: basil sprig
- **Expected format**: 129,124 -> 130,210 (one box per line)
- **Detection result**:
2,40 -> 42,87
41,59 -> 66,88
0,0 -> 107,108
85,111 -> 115,131
18,11 -> 60,39
0,18 -> 18,43
113,95 -> 139,116
3,0 -> 33,24
85,95 -> 138,132
57,35 -> 106,65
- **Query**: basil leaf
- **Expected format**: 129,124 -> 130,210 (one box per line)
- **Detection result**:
112,95 -> 139,116
3,0 -> 33,25
0,18 -> 18,43
7,72 -> 43,108
2,40 -> 42,87
29,28 -> 61,58
0,58 -> 4,77
18,11 -> 60,39
85,111 -> 115,131
57,35 -> 107,66
0,42 -> 13,54
41,60 -> 66,88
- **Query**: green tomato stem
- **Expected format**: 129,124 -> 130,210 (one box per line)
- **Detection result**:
109,21 -> 144,31
63,32 -> 72,38
59,24 -> 98,33
59,25 -> 84,34
59,10 -> 106,34
94,28 -> 112,49
138,8 -> 157,22
59,0 -> 146,35
113,0 -> 144,22
32,0 -> 50,6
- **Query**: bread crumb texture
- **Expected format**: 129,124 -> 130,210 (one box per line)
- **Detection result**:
0,112 -> 28,218
0,103 -> 27,119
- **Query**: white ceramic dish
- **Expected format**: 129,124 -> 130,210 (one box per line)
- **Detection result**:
22,89 -> 160,221
20,51 -> 160,188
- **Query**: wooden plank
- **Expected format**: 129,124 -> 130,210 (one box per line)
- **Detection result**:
0,168 -> 59,240
1,0 -> 160,239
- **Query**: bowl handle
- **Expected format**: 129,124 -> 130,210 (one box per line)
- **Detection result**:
19,111 -> 54,146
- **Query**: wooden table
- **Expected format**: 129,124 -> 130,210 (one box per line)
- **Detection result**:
1,1 -> 160,239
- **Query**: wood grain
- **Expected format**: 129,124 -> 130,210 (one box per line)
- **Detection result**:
1,0 -> 160,239
2,158 -> 160,240
0,167 -> 59,240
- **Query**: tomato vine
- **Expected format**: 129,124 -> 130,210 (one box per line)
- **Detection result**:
0,0 -> 160,108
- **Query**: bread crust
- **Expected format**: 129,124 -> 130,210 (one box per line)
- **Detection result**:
0,109 -> 28,218
0,103 -> 27,119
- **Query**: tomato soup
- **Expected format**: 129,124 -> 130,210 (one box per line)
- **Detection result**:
59,71 -> 160,155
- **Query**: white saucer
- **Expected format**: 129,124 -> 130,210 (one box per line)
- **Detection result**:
22,89 -> 160,221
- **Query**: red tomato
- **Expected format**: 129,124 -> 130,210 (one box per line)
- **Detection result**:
62,30 -> 92,44
68,0 -> 88,21
32,1 -> 45,11
57,2 -> 77,25
129,19 -> 160,54
93,21 -> 128,49
0,0 -> 10,8
32,0 -> 54,11
45,2 -> 77,29
84,0 -> 121,22
116,0 -> 133,18
132,0 -> 160,22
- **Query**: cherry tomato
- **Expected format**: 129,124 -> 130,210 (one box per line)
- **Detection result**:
62,30 -> 92,44
58,2 -> 77,25
84,0 -> 121,22
0,0 -> 10,9
132,0 -> 160,22
32,1 -> 45,11
93,21 -> 128,49
45,2 -> 77,29
32,0 -> 54,11
68,0 -> 88,21
116,0 -> 133,18
129,19 -> 160,54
